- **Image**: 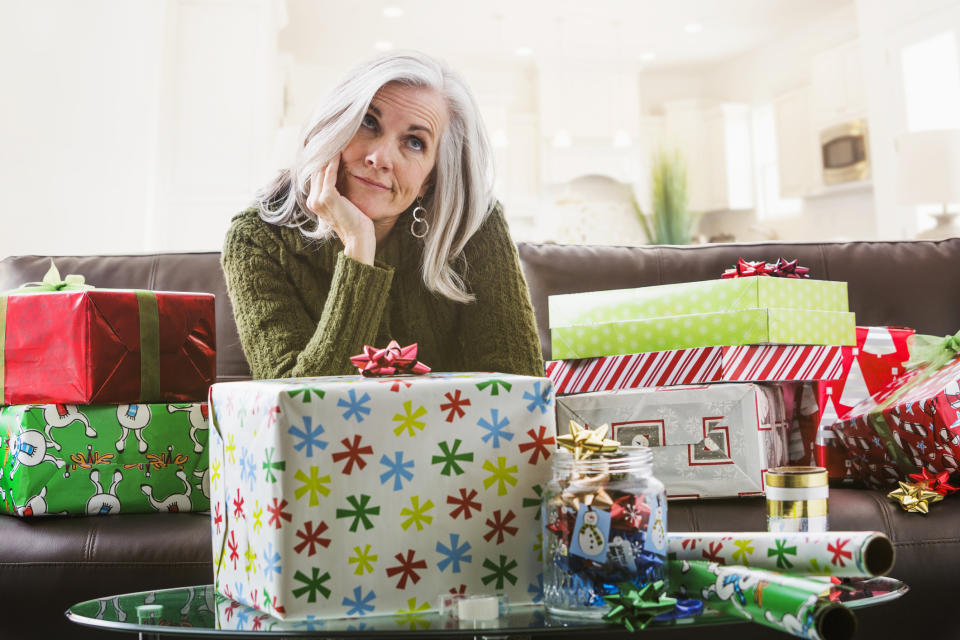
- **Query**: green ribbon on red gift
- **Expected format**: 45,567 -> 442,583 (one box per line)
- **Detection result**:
0,260 -> 162,402
904,329 -> 960,372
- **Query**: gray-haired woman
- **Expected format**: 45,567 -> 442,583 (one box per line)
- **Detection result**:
222,51 -> 544,379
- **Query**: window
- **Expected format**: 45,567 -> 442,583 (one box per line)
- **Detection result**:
900,30 -> 960,232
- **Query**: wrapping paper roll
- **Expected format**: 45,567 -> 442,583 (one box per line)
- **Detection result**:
668,531 -> 895,578
669,560 -> 856,640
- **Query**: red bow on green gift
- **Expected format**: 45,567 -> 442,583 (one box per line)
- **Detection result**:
350,340 -> 431,377
721,258 -> 810,279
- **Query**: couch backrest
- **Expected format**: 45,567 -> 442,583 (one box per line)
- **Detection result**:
3,237 -> 959,380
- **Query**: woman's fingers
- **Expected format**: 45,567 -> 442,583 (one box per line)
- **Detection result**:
321,154 -> 340,196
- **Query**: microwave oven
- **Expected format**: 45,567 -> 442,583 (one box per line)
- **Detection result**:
820,119 -> 870,185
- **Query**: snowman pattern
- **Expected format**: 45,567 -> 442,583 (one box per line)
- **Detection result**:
577,510 -> 606,557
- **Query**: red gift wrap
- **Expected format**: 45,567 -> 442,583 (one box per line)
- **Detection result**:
1,290 -> 215,405
831,351 -> 960,489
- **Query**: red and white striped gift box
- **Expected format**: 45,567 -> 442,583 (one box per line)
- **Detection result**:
546,344 -> 844,395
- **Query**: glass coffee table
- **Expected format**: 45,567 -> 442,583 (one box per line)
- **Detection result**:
66,578 -> 908,639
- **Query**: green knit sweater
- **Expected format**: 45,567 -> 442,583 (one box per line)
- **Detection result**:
221,204 -> 545,380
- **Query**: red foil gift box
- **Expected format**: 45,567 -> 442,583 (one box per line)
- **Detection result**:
1,290 -> 215,405
831,353 -> 960,489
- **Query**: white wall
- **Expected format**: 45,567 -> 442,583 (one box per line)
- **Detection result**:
0,1 -> 166,258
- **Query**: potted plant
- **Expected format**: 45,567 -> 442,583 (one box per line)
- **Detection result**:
632,148 -> 699,245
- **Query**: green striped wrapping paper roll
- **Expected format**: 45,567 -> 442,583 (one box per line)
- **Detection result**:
668,531 -> 895,578
668,559 -> 857,640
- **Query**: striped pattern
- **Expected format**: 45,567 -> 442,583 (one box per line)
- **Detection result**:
546,345 -> 844,394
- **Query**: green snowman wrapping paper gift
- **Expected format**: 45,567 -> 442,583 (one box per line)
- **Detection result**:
0,402 -> 210,516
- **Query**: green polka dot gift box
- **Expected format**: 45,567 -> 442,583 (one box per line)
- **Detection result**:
208,372 -> 555,620
0,402 -> 210,516
549,279 -> 855,360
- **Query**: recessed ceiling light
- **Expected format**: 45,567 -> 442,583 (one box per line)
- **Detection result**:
374,41 -> 393,51
684,23 -> 703,34
515,47 -> 533,56
613,130 -> 632,148
640,52 -> 656,62
383,6 -> 403,18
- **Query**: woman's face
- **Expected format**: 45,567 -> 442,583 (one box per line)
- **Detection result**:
337,83 -> 448,224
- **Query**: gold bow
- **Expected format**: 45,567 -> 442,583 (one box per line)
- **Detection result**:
557,420 -> 621,459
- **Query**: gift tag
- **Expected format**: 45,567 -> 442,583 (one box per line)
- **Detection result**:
643,494 -> 667,555
569,505 -> 611,561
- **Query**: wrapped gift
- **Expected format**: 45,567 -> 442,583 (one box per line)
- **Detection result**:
1,282 -> 216,405
831,340 -> 960,488
549,277 -> 855,360
0,402 -> 210,515
782,327 -> 915,478
208,372 -> 556,620
555,384 -> 788,499
546,345 -> 844,395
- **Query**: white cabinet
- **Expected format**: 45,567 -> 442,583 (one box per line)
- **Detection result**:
812,40 -> 867,126
774,86 -> 821,198
664,101 -> 754,212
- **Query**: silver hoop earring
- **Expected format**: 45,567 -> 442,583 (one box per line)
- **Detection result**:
410,199 -> 429,238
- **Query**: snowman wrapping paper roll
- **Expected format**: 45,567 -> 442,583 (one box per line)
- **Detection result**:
541,446 -> 667,618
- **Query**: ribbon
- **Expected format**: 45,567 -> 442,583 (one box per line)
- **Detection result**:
721,257 -> 811,279
903,330 -> 960,372
908,469 -> 959,496
557,420 -> 621,460
136,290 -> 161,400
3,259 -> 94,295
349,340 -> 431,377
602,580 -> 677,631
887,480 -> 944,514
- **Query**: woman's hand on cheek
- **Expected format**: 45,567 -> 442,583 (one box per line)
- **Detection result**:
307,154 -> 376,265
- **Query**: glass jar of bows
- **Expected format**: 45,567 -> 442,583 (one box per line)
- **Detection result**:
541,446 -> 667,618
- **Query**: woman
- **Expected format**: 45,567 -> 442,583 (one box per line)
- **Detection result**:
222,51 -> 544,379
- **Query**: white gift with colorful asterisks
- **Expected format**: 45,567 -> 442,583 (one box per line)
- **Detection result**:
208,372 -> 556,620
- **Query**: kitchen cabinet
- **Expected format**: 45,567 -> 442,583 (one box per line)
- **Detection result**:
811,40 -> 867,126
664,101 -> 754,212
774,86 -> 821,198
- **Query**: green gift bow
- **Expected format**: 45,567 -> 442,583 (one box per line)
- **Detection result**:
602,580 -> 677,631
904,330 -> 960,372
4,259 -> 94,294
0,260 -> 161,401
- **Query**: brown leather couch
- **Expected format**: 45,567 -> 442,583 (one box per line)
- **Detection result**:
2,238 -> 959,639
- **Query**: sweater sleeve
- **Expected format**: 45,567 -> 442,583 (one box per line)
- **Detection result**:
456,205 -> 545,377
221,213 -> 394,378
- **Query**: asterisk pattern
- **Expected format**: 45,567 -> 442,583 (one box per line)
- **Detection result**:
338,389 -> 371,423
517,426 -> 555,464
348,544 -> 378,575
385,549 -> 427,589
288,417 -> 328,458
481,555 -> 518,589
262,447 -> 285,483
294,520 -> 331,556
768,539 -> 797,570
482,457 -> 518,496
293,467 -> 331,506
331,435 -> 373,475
379,451 -> 414,491
430,439 -> 473,476
400,496 -> 435,531
447,488 -> 482,520
435,533 -> 472,573
828,538 -> 853,566
393,597 -> 431,631
266,497 -> 292,529
440,390 -> 471,422
731,539 -> 754,566
483,509 -> 519,544
476,379 -> 512,396
342,586 -> 376,616
478,409 -> 513,448
335,494 -> 381,532
522,381 -> 552,414
292,568 -> 331,602
392,401 -> 427,437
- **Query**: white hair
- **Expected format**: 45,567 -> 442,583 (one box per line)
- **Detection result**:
256,50 -> 495,304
